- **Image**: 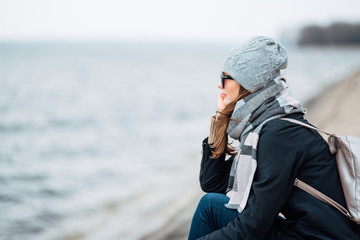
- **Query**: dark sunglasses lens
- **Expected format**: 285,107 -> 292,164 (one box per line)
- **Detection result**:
221,76 -> 225,88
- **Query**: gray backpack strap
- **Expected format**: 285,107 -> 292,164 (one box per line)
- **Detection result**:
280,118 -> 338,154
280,117 -> 334,136
294,178 -> 354,220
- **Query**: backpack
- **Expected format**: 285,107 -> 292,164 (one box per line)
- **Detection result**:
281,118 -> 360,224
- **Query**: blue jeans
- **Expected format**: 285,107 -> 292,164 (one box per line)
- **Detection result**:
188,193 -> 279,240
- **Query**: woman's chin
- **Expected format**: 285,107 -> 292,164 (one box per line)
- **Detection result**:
224,98 -> 235,105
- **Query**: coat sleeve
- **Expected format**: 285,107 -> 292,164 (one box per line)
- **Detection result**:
199,137 -> 234,193
198,122 -> 304,240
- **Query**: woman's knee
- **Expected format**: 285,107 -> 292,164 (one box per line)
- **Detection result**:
193,193 -> 238,231
198,193 -> 229,210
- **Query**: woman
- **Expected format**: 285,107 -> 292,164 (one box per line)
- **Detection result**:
188,36 -> 360,239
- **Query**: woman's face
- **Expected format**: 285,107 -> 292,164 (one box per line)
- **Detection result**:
218,72 -> 240,105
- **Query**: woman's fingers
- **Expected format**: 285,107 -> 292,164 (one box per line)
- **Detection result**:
217,93 -> 226,112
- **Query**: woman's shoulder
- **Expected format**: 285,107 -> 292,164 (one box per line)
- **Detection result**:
261,113 -> 305,134
258,113 -> 330,169
260,113 -> 325,148
262,113 -> 311,133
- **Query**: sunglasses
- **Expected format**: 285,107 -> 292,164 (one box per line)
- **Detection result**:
220,73 -> 234,88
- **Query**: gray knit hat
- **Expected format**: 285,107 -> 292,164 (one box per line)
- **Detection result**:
223,36 -> 288,92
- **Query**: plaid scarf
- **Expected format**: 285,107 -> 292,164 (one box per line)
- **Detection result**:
225,76 -> 304,212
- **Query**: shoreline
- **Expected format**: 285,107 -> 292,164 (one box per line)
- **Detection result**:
304,70 -> 360,136
140,69 -> 360,240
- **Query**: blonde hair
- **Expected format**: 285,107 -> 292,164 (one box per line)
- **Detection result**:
211,86 -> 251,159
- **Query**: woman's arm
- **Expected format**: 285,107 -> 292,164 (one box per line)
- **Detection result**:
198,92 -> 236,193
198,120 -> 303,239
199,137 -> 234,193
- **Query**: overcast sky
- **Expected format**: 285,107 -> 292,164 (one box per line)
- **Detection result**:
1,0 -> 359,42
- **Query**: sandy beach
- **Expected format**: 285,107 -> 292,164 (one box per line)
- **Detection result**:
140,70 -> 360,240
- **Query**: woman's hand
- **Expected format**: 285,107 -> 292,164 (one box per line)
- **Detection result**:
216,93 -> 227,119
217,92 -> 226,112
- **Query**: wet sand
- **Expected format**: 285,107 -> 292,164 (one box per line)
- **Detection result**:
140,70 -> 360,240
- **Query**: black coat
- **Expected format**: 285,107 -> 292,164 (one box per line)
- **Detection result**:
198,113 -> 360,239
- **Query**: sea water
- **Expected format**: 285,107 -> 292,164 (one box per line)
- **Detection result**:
0,42 -> 360,240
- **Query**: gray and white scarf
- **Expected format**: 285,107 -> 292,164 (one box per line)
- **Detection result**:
225,76 -> 305,212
